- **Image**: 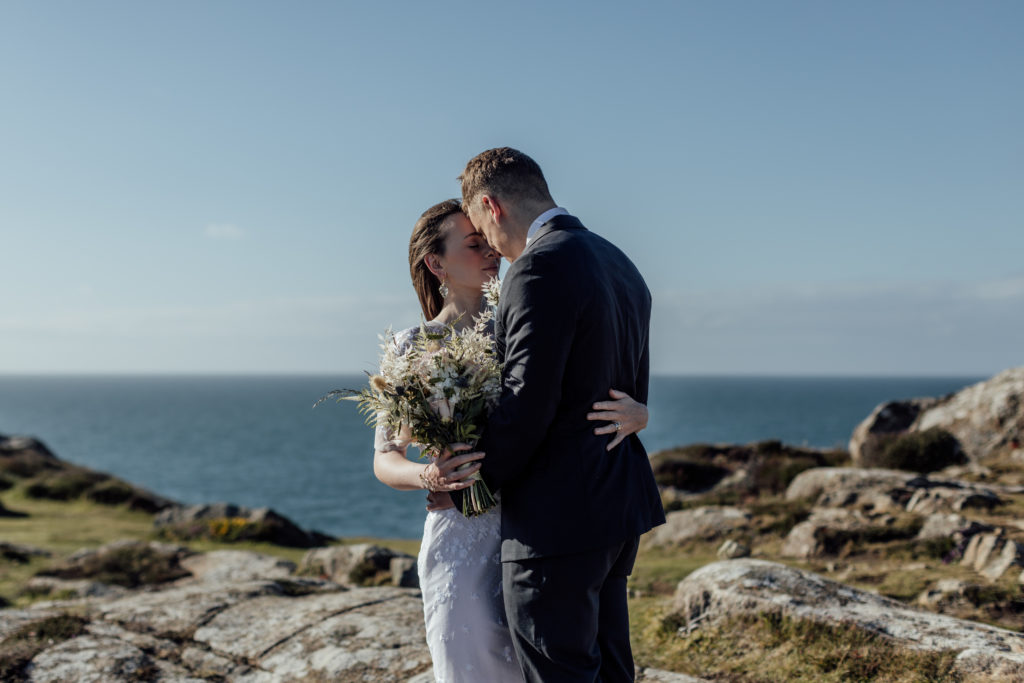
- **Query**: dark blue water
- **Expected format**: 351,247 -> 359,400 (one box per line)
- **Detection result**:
0,375 -> 981,539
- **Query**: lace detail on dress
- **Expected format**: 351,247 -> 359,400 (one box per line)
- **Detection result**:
418,502 -> 522,682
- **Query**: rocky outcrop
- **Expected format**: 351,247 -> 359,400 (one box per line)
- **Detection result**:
780,508 -> 921,559
0,542 -> 52,563
904,483 -> 1001,515
299,544 -> 418,588
850,367 -> 1024,463
643,507 -> 751,548
650,440 -> 847,498
1,548 -> 433,681
669,559 -> 1024,679
1,435 -> 330,548
154,503 -> 334,549
21,576 -> 130,601
917,578 -> 977,609
786,467 -> 1003,516
0,435 -> 58,460
918,368 -> 1024,458
915,513 -> 993,543
848,399 -> 945,464
179,550 -> 296,584
34,540 -> 194,590
0,434 -> 175,513
962,534 -> 1024,581
784,467 -> 915,506
716,540 -> 750,559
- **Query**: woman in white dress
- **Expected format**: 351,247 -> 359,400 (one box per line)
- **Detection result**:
373,199 -> 648,682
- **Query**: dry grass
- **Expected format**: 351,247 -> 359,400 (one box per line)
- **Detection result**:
630,599 -> 962,682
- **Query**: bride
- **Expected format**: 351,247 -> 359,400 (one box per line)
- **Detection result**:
372,199 -> 649,682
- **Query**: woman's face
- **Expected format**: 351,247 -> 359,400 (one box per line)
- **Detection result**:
437,212 -> 500,291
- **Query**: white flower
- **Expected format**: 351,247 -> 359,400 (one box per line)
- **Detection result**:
430,397 -> 453,422
482,276 -> 501,308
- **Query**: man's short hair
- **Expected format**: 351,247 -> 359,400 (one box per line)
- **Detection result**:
459,147 -> 553,211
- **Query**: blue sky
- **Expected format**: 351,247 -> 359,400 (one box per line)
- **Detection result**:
1,1 -> 1021,376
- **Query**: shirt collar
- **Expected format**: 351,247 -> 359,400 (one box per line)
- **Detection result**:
525,207 -> 569,246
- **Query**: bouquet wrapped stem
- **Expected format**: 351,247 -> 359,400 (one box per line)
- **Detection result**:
451,442 -> 496,517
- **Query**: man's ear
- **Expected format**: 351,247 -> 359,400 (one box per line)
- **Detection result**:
481,194 -> 503,221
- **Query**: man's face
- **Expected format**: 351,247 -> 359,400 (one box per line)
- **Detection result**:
466,197 -> 509,261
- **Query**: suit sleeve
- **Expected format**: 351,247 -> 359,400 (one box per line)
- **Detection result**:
475,252 -> 578,492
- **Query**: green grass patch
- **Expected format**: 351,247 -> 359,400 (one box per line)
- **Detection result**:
630,543 -> 718,596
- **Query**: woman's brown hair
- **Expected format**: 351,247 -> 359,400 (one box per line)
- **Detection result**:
409,199 -> 463,319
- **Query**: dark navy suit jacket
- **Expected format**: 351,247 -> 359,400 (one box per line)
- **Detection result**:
457,213 -> 665,561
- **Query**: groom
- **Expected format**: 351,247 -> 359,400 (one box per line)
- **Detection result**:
450,148 -> 665,682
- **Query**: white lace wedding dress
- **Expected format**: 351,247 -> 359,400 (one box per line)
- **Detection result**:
375,326 -> 522,683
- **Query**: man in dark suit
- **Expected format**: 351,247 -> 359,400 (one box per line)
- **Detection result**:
452,148 -> 665,682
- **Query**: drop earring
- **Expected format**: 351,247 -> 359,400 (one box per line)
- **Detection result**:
439,276 -> 450,299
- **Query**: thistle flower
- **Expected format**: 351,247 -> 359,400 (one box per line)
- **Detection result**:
369,375 -> 389,394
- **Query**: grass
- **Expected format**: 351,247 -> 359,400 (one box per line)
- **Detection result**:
0,487 -> 420,606
0,489 -> 158,604
630,541 -> 719,596
630,600 -> 962,682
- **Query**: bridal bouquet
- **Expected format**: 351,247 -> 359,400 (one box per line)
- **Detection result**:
319,278 -> 503,516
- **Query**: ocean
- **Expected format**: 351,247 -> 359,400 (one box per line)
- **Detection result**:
0,374 -> 981,539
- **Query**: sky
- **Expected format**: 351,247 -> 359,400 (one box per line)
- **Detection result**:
1,1 -> 1021,376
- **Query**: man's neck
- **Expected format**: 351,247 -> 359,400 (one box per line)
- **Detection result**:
505,200 -> 557,262
504,227 -> 529,262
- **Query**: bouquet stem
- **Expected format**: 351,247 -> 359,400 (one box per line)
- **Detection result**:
456,463 -> 496,516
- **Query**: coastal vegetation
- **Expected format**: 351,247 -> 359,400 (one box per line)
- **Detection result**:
1,367 -> 1023,679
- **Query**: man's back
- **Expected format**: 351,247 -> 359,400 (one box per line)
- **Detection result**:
480,214 -> 665,561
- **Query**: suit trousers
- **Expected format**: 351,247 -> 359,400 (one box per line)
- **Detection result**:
502,535 -> 640,683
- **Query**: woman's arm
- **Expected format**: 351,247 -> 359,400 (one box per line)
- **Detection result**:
373,444 -> 432,491
587,388 -> 649,451
372,423 -> 426,490
373,424 -> 485,493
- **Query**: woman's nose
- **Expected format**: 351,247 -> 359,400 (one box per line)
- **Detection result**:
484,244 -> 498,258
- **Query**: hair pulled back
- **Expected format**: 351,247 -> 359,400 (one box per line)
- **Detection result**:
409,199 -> 463,319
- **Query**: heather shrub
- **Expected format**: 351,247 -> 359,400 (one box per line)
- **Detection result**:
861,428 -> 965,473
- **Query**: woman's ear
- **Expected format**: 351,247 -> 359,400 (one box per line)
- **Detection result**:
424,255 -> 445,279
